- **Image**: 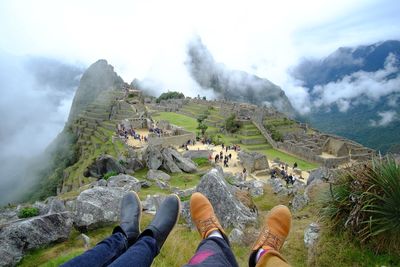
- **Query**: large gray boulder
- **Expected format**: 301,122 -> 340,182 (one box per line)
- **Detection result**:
107,174 -> 141,192
73,186 -> 126,230
0,212 -> 73,267
161,148 -> 183,173
147,169 -> 171,181
144,146 -> 163,170
84,155 -> 125,178
307,167 -> 334,186
183,150 -> 211,159
162,148 -> 197,173
291,192 -> 309,212
238,151 -> 269,173
267,177 -> 289,195
193,168 -> 257,229
125,157 -> 144,171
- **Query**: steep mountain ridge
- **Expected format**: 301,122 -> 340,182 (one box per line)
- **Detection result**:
186,37 -> 295,116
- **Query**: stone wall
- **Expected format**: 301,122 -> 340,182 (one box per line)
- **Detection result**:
147,133 -> 196,148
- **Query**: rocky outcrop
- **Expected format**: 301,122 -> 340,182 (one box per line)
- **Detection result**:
144,146 -> 163,170
188,168 -> 257,229
307,167 -> 334,186
162,148 -> 197,173
0,212 -> 73,267
238,151 -> 269,173
72,186 -> 126,230
147,169 -> 171,181
84,155 -> 125,178
144,146 -> 197,173
125,157 -> 144,171
107,174 -> 141,192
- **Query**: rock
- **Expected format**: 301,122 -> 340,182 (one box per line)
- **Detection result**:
307,167 -> 334,186
173,187 -> 196,199
183,150 -> 211,159
107,174 -> 141,192
162,148 -> 197,173
141,195 -> 168,213
155,180 -> 170,190
267,177 -> 289,195
80,233 -> 91,249
238,151 -> 269,173
147,169 -> 171,181
0,208 -> 18,225
32,201 -> 49,215
140,180 -> 152,188
292,179 -> 306,195
304,222 -> 320,248
291,192 -> 309,212
0,212 -> 73,267
97,179 -> 108,187
192,168 -> 257,229
144,146 -> 163,170
125,157 -> 144,171
73,186 -> 127,230
161,148 -> 182,173
47,198 -> 66,214
245,180 -> 264,197
84,155 -> 125,178
229,228 -> 244,244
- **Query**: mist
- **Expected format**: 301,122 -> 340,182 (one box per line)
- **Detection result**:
0,52 -> 83,205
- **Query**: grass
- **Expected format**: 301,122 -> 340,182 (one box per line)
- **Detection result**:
261,148 -> 318,171
152,112 -> 198,132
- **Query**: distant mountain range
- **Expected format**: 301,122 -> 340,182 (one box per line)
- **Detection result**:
293,40 -> 400,153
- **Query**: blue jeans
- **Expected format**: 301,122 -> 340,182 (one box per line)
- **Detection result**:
61,233 -> 158,267
62,234 -> 237,266
184,237 -> 239,267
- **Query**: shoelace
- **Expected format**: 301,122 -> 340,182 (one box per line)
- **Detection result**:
198,216 -> 219,235
257,228 -> 284,251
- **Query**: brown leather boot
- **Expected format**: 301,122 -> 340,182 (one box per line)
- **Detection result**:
249,205 -> 292,267
190,192 -> 228,241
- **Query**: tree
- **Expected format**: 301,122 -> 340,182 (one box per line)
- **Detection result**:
224,114 -> 241,133
156,91 -> 185,103
197,122 -> 208,136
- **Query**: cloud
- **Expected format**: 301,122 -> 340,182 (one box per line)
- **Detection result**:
370,110 -> 398,126
311,53 -> 400,111
0,53 -> 82,205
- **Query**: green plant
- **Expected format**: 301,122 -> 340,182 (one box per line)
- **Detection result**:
193,157 -> 210,167
322,156 -> 400,253
18,207 -> 40,218
197,122 -> 208,136
156,91 -> 185,103
103,171 -> 118,180
224,114 -> 241,133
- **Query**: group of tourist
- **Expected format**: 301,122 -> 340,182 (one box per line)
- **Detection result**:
148,127 -> 164,137
116,124 -> 148,143
270,162 -> 300,186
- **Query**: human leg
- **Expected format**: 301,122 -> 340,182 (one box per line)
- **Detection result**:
62,192 -> 142,267
248,205 -> 292,267
109,194 -> 181,267
184,192 -> 239,267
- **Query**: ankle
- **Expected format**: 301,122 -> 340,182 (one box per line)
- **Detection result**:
207,230 -> 223,239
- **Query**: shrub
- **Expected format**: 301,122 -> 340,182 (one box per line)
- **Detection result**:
18,207 -> 40,218
103,171 -> 118,180
322,156 -> 400,253
197,122 -> 208,136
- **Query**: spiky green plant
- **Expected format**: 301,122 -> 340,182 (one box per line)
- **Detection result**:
322,156 -> 400,253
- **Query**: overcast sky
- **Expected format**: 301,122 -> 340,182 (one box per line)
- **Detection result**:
1,0 -> 399,91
